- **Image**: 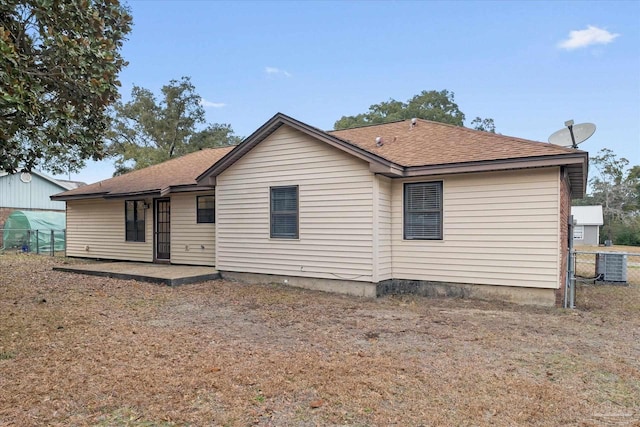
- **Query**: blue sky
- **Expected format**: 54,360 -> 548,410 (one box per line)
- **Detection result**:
58,0 -> 640,185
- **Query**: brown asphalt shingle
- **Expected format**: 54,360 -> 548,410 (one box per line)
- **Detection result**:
53,147 -> 234,199
329,119 -> 582,167
54,116 -> 585,200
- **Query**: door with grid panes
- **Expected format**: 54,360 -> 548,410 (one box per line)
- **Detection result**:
155,199 -> 171,261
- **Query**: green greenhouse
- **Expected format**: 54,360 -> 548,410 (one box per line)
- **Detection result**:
2,211 -> 66,253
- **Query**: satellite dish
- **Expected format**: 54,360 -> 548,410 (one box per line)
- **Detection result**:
20,172 -> 32,183
548,120 -> 596,148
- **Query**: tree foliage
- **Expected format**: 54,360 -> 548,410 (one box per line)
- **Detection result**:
108,77 -> 241,175
576,148 -> 640,244
470,117 -> 496,133
333,90 -> 495,132
0,0 -> 132,174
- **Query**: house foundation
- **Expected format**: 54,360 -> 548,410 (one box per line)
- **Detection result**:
220,271 -> 556,306
220,271 -> 378,298
377,279 -> 556,307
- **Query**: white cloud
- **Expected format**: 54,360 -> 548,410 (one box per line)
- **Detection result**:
265,66 -> 291,77
199,98 -> 226,108
558,25 -> 620,50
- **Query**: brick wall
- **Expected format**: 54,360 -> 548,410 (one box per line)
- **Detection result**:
556,169 -> 571,307
0,207 -> 16,226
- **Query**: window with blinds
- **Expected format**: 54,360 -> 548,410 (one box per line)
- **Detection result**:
270,186 -> 298,239
404,182 -> 443,240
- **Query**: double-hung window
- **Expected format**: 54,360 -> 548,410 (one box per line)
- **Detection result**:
197,195 -> 215,223
270,186 -> 298,239
404,182 -> 443,240
125,200 -> 146,242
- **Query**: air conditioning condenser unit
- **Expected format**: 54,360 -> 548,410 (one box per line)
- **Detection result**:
596,253 -> 627,284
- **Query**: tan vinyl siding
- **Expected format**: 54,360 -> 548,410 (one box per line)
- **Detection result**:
391,168 -> 561,289
216,125 -> 375,281
66,199 -> 152,261
170,192 -> 216,266
376,175 -> 392,281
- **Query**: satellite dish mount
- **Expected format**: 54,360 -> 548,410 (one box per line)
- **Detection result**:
564,120 -> 577,149
548,120 -> 596,149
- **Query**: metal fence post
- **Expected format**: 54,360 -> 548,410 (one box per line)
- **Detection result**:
50,229 -> 54,256
566,215 -> 576,309
569,249 -> 576,309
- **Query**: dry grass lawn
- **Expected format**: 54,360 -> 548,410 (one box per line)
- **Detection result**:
575,245 -> 640,254
1,254 -> 639,426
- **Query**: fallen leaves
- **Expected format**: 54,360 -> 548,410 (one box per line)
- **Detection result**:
309,399 -> 323,408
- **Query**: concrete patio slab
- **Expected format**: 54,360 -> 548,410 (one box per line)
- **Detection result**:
53,262 -> 219,286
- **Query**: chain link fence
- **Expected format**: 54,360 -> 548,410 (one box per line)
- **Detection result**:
1,228 -> 66,256
575,250 -> 640,286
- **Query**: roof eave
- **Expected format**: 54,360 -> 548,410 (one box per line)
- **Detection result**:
50,191 -> 110,201
102,190 -> 161,200
404,152 -> 589,196
51,189 -> 163,201
160,184 -> 215,196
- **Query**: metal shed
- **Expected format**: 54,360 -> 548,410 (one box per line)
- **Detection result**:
571,205 -> 604,245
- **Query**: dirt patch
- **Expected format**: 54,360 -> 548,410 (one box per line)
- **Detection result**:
1,254 -> 639,426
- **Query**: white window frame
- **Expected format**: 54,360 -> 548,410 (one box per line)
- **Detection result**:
270,186 -> 299,239
403,181 -> 443,240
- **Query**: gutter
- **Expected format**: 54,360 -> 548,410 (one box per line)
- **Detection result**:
51,185 -> 217,201
160,184 -> 215,196
50,191 -> 109,201
404,153 -> 587,176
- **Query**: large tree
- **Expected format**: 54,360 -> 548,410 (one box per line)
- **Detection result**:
108,76 -> 241,175
0,0 -> 132,174
576,148 -> 640,244
333,89 -> 495,132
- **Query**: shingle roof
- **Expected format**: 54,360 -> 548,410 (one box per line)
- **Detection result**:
329,119 -> 582,167
54,114 -> 589,201
52,147 -> 234,200
196,113 -> 589,197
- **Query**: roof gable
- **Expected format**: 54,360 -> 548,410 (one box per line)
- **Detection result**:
0,170 -> 75,191
196,113 -> 400,185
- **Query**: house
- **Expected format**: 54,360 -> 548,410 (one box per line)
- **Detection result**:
52,113 -> 589,307
51,148 -> 233,265
571,205 -> 603,245
0,170 -> 81,228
